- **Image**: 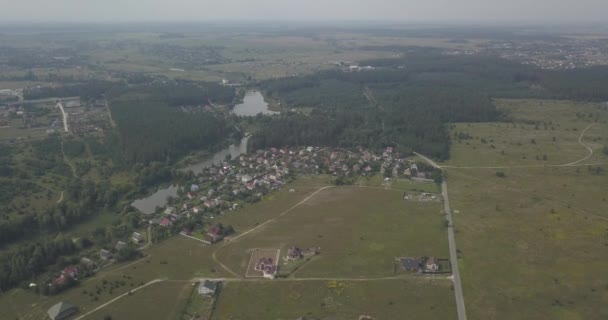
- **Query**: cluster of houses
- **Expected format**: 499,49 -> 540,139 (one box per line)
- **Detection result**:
142,146 -> 436,245
400,256 -> 446,274
97,231 -> 145,261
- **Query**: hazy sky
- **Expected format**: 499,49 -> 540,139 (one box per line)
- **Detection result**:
2,0 -> 607,23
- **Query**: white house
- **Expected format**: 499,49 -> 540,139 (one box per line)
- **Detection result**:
198,280 -> 218,296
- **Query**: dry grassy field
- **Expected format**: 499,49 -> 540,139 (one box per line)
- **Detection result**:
214,186 -> 449,279
213,279 -> 457,320
443,99 -> 608,320
446,99 -> 608,167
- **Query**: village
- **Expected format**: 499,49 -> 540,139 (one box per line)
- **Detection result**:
144,146 -> 442,237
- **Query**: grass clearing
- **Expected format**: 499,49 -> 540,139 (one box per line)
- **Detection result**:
445,99 -> 608,319
213,279 -> 457,320
446,99 -> 608,167
85,281 -> 193,320
216,187 -> 449,278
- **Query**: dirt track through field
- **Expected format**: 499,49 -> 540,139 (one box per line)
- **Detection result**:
440,123 -> 603,170
72,279 -> 165,320
212,186 -> 334,278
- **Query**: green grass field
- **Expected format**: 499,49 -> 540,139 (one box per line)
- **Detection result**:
0,174 -> 453,320
85,281 -> 194,320
215,186 -> 448,278
444,99 -> 608,320
213,279 -> 456,320
446,99 -> 608,167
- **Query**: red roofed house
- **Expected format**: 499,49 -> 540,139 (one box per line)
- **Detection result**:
54,265 -> 79,286
206,225 -> 225,243
159,218 -> 172,227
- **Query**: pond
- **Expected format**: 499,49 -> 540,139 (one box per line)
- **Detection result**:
231,91 -> 278,116
131,185 -> 179,215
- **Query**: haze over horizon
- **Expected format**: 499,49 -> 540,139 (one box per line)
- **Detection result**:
1,0 -> 608,24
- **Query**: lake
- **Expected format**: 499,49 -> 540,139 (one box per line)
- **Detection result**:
131,135 -> 250,214
231,91 -> 278,116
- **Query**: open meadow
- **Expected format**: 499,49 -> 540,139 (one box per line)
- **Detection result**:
447,99 -> 608,167
443,99 -> 608,319
213,279 -> 456,320
215,186 -> 449,278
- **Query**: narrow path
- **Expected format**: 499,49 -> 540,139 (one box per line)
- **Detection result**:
104,99 -> 116,128
56,191 -> 64,204
211,186 -> 334,278
73,279 -> 165,320
439,123 -> 600,170
138,225 -> 153,250
60,138 -> 78,178
561,123 -> 595,166
415,152 -> 467,320
180,233 -> 210,244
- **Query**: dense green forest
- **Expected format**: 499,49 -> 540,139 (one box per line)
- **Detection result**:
255,52 -> 528,159
110,82 -> 238,163
255,51 -> 608,159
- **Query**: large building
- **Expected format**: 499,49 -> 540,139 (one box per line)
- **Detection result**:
47,301 -> 78,320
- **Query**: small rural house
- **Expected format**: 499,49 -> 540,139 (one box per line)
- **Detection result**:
99,249 -> 113,261
254,257 -> 276,279
115,241 -> 127,251
159,218 -> 172,227
132,232 -> 145,244
198,280 -> 218,296
426,257 -> 440,272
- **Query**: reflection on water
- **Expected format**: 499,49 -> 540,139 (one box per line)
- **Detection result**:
231,91 -> 278,116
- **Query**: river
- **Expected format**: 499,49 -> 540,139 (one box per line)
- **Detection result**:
132,91 -> 275,214
131,136 -> 250,214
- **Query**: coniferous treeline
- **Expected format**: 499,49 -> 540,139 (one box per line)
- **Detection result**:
254,51 -> 522,159
111,100 -> 235,163
0,235 -> 78,290
254,51 -> 608,159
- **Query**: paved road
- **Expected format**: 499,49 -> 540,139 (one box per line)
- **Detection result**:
415,152 -> 467,320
